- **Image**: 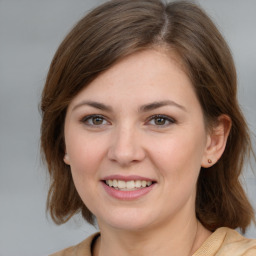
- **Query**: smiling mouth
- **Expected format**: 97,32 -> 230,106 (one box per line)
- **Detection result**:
104,180 -> 155,191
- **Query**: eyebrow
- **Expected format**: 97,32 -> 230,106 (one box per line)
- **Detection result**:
72,101 -> 113,112
139,100 -> 187,112
72,100 -> 187,112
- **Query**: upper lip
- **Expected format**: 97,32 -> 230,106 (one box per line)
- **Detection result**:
102,175 -> 156,182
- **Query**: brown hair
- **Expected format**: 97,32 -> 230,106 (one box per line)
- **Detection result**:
41,0 -> 255,232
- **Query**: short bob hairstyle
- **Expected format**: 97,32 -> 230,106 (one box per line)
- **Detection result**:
41,0 -> 255,232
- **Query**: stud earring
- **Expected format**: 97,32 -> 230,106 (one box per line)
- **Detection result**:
208,159 -> 212,164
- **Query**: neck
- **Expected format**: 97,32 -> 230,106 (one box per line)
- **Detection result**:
93,216 -> 211,256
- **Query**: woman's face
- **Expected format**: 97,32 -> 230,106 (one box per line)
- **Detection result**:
64,49 -> 211,231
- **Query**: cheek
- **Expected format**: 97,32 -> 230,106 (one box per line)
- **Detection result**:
65,130 -> 106,177
151,127 -> 206,182
65,132 -> 107,207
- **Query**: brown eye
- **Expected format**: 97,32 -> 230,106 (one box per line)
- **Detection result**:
92,116 -> 104,125
82,115 -> 108,126
154,117 -> 166,125
147,115 -> 175,127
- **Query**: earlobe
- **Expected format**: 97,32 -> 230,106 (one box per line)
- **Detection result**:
63,153 -> 70,165
201,114 -> 232,168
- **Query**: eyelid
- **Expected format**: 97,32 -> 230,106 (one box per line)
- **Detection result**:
146,114 -> 176,126
80,114 -> 111,126
79,114 -> 175,128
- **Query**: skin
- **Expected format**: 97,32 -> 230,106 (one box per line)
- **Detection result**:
64,49 -> 231,256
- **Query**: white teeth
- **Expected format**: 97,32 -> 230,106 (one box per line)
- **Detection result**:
126,180 -> 135,189
113,180 -> 118,188
135,180 -> 142,188
105,179 -> 153,190
147,181 -> 152,186
118,180 -> 126,189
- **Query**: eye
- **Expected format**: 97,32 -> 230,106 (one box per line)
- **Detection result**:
81,115 -> 109,126
147,115 -> 175,127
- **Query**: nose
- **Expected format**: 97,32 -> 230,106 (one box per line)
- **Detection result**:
107,125 -> 146,166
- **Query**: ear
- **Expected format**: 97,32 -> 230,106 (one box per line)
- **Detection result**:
63,153 -> 70,165
201,114 -> 232,168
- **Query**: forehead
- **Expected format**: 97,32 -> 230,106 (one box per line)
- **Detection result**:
69,49 -> 195,106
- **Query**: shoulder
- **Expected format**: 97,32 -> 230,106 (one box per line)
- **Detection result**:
219,228 -> 256,256
49,233 -> 100,256
194,227 -> 256,256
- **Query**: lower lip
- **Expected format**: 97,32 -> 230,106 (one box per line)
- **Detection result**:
102,182 -> 155,200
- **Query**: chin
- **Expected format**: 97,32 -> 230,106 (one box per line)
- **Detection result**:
97,208 -> 156,232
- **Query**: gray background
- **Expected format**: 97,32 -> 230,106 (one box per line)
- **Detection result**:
0,0 -> 255,255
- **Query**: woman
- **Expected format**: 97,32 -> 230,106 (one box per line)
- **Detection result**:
41,0 -> 256,255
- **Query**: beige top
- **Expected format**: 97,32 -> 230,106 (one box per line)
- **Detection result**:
50,227 -> 256,256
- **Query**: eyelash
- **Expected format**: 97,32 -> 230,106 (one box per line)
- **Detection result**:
81,114 -> 109,126
146,114 -> 176,127
80,114 -> 176,128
